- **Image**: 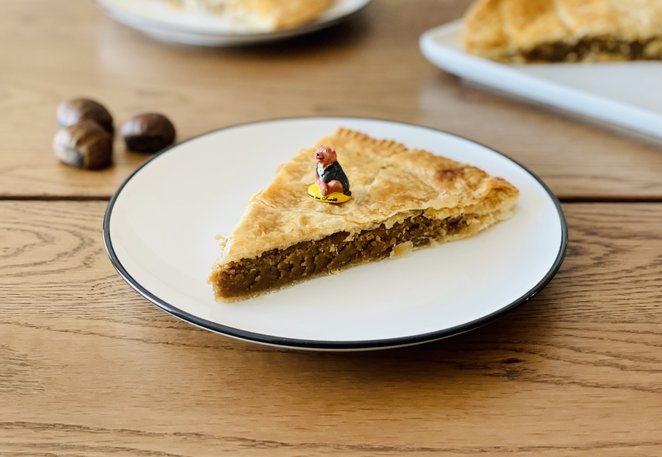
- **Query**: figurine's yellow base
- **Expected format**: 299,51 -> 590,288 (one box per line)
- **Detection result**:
307,183 -> 351,204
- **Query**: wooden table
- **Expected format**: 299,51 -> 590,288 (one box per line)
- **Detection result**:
2,1 -> 661,455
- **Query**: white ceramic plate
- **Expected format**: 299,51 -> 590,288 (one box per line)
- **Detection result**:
420,21 -> 662,144
103,117 -> 567,351
97,0 -> 371,46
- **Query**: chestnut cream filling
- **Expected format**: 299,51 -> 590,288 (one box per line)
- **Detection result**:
213,211 -> 493,298
521,36 -> 662,62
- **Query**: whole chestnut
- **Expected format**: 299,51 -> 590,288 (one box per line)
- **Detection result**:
53,121 -> 113,170
120,113 -> 176,153
57,98 -> 114,135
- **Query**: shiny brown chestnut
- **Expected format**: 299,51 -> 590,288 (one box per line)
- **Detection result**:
57,98 -> 114,135
120,113 -> 176,153
53,121 -> 113,170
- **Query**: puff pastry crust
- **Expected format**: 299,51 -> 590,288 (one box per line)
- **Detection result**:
210,129 -> 519,299
174,0 -> 333,30
463,0 -> 662,62
238,0 -> 333,29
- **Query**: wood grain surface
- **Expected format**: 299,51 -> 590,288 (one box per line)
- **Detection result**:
1,0 -> 662,199
1,201 -> 661,455
2,0 -> 661,455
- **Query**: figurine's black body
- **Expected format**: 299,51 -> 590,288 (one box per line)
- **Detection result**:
317,161 -> 352,196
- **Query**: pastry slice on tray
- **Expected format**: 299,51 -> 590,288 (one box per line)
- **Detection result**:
463,0 -> 662,62
210,129 -> 519,300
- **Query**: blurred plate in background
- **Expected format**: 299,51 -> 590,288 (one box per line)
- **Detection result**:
420,21 -> 662,145
98,0 -> 371,46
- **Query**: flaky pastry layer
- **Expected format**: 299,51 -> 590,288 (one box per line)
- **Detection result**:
173,0 -> 333,30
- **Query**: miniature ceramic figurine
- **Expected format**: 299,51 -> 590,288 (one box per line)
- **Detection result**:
307,145 -> 352,204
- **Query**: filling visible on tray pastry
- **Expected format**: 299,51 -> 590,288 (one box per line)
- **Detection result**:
463,0 -> 662,63
210,129 -> 519,300
170,0 -> 334,31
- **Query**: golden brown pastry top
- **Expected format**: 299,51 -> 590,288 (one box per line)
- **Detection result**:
175,0 -> 333,30
463,0 -> 662,61
239,0 -> 333,29
217,129 -> 519,264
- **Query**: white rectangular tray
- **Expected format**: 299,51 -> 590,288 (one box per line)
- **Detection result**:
420,21 -> 662,144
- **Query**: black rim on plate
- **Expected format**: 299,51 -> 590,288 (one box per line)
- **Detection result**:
103,116 -> 568,351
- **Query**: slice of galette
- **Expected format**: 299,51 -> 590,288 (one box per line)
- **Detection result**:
210,128 -> 519,300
